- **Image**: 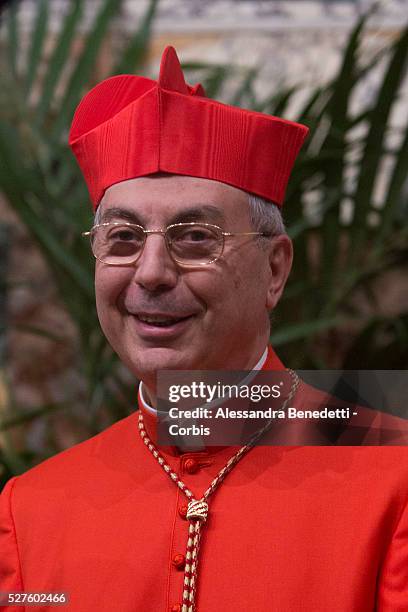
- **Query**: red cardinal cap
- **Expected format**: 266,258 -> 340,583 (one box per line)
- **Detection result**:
69,46 -> 309,209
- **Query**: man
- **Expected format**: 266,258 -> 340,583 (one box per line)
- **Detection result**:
1,46 -> 407,611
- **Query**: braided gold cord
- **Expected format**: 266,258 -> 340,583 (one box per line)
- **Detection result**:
138,369 -> 299,611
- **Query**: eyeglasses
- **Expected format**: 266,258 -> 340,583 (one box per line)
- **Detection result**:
82,221 -> 271,266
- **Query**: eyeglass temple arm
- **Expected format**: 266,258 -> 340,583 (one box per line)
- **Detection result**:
222,231 -> 272,237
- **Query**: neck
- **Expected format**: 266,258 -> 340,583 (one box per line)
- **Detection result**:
140,346 -> 269,411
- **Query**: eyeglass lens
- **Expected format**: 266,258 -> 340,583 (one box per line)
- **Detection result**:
91,223 -> 224,265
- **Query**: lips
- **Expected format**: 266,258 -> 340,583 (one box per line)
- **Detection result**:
136,313 -> 192,327
130,311 -> 197,339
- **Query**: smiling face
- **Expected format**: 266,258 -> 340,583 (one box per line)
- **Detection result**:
94,175 -> 292,395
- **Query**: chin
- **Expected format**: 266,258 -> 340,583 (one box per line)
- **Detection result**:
125,346 -> 201,380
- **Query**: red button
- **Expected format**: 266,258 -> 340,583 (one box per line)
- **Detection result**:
178,504 -> 188,519
170,605 -> 181,612
185,458 -> 199,474
172,553 -> 186,569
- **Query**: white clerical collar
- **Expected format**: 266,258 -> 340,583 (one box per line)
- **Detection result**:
139,347 -> 269,415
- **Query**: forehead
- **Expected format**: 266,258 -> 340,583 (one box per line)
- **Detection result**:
98,175 -> 250,225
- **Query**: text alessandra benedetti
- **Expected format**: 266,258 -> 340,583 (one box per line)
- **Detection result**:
168,407 -> 354,420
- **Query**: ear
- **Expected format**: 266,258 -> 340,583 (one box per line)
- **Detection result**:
266,235 -> 293,311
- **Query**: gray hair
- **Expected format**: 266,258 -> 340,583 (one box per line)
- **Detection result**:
94,204 -> 103,226
94,191 -> 286,237
248,194 -> 286,236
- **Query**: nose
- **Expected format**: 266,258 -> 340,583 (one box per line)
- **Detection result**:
132,233 -> 179,292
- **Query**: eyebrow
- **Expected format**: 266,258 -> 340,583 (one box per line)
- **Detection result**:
100,207 -> 143,224
100,205 -> 226,226
170,205 -> 226,225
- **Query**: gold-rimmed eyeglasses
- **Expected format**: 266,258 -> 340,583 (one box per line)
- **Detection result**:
82,221 -> 271,266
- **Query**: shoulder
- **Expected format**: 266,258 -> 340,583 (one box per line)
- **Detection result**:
2,411 -> 143,498
296,380 -> 408,445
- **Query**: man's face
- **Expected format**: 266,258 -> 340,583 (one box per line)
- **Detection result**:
95,175 -> 287,390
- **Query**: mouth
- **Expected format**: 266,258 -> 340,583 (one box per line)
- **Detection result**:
136,314 -> 194,328
131,312 -> 197,339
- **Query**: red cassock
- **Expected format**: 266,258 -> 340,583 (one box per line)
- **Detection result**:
1,347 -> 408,611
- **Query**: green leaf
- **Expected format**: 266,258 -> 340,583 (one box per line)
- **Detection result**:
36,0 -> 83,124
0,122 -> 94,298
51,0 -> 124,141
9,324 -> 66,342
375,117 -> 408,248
350,25 -> 408,256
230,67 -> 258,108
0,403 -> 68,431
257,85 -> 297,117
201,65 -> 229,99
112,0 -> 159,74
5,0 -> 19,77
318,14 -> 367,301
24,0 -> 49,97
270,317 -> 344,346
295,86 -> 325,124
342,315 -> 408,369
